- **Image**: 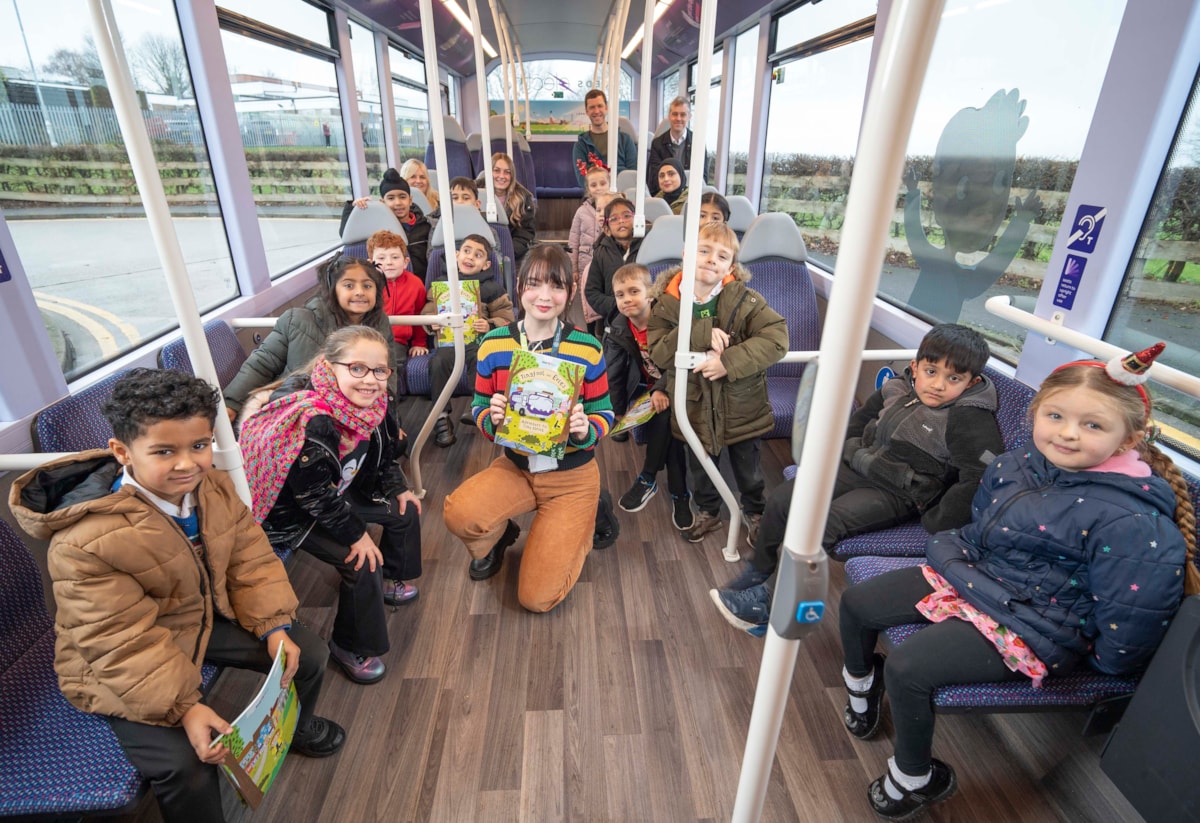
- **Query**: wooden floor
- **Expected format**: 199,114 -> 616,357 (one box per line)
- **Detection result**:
108,397 -> 1144,823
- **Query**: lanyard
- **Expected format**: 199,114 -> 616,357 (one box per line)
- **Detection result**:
518,321 -> 563,356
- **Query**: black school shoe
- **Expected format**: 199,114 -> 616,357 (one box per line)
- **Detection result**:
593,489 -> 620,549
867,759 -> 957,821
469,520 -> 520,580
843,653 -> 886,740
291,716 -> 346,758
434,416 -> 456,448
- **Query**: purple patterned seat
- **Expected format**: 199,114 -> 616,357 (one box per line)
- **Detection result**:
31,368 -> 133,453
739,214 -> 821,440
157,319 -> 248,389
0,519 -> 146,817
828,367 -> 1037,561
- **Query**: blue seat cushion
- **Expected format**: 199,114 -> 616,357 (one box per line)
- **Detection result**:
832,522 -> 931,561
158,320 -> 247,389
404,352 -> 473,398
0,631 -> 144,817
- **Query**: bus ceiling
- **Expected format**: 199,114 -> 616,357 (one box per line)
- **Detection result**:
339,0 -> 793,77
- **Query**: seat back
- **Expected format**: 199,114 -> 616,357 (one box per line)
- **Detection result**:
32,369 -> 132,453
410,187 -> 433,216
635,214 -> 683,277
341,200 -> 406,252
727,194 -> 757,236
615,169 -> 638,191
617,116 -> 638,144
430,203 -> 499,248
530,140 -> 584,199
0,519 -> 50,672
987,368 -> 1037,450
642,197 -> 673,222
425,116 -> 473,179
157,320 -> 248,389
739,214 -> 817,379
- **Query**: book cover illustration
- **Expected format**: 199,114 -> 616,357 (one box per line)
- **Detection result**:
430,279 -> 481,347
610,390 -> 658,436
494,349 -> 585,459
212,644 -> 299,809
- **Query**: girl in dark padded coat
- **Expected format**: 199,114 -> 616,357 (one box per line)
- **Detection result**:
240,326 -> 421,686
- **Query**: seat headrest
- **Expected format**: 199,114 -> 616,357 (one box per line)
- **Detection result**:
618,116 -> 638,142
636,214 -> 684,266
340,200 -> 407,244
430,203 -> 496,247
476,191 -> 510,223
642,197 -> 673,221
727,195 -> 756,233
739,213 -> 807,264
654,116 -> 669,138
615,169 -> 638,191
466,132 -> 481,151
442,115 -> 467,143
409,187 -> 432,215
486,116 -> 530,152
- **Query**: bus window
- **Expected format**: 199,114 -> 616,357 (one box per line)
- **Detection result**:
0,0 -> 237,380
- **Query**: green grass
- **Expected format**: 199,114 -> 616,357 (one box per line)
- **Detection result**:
1141,259 -> 1200,284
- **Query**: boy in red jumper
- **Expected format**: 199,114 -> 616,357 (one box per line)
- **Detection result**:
369,230 -> 428,359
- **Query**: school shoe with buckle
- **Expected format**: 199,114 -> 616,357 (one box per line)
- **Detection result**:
867,759 -> 958,821
383,578 -> 419,606
672,494 -> 694,531
709,583 -> 771,637
470,520 -> 520,580
619,475 -> 658,512
291,716 -> 346,758
328,640 -> 386,684
434,416 -> 456,448
685,510 -> 723,543
844,653 -> 887,740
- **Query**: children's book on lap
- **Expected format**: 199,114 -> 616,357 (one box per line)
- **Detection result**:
211,644 -> 299,809
494,349 -> 585,459
610,390 -> 658,436
430,279 -> 481,347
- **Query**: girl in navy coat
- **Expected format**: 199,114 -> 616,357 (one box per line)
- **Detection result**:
838,343 -> 1198,820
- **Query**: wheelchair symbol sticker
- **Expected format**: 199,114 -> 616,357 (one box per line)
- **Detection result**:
1067,205 -> 1106,253
875,367 -> 895,390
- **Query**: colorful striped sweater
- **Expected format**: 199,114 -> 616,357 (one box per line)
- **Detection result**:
471,322 -> 614,471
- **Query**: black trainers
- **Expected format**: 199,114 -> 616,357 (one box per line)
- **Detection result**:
618,475 -> 658,512
610,430 -> 630,442
593,489 -> 620,549
469,520 -> 519,580
291,716 -> 346,758
867,758 -> 957,821
843,653 -> 886,740
671,494 -> 694,530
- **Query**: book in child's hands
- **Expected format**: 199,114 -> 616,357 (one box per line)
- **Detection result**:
494,349 -> 585,459
430,279 -> 481,347
211,643 -> 299,809
610,390 -> 658,436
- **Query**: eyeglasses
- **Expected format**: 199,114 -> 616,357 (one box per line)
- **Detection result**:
332,362 -> 392,380
608,212 -> 634,223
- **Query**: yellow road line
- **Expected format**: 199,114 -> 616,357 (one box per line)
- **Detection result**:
33,291 -> 140,345
34,298 -> 120,357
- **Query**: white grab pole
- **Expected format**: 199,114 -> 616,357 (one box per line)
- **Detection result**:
515,40 -> 532,140
487,0 -> 514,163
468,0 -> 497,222
985,296 -> 1200,398
731,1 -> 945,819
671,0 -> 742,563
412,0 -> 465,496
632,0 -> 655,238
608,0 -> 632,189
500,14 -> 520,137
86,0 -> 251,507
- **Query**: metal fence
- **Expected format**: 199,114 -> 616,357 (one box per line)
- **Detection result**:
0,102 -> 429,150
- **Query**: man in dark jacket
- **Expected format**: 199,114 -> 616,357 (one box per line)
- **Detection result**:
712,324 -> 1006,634
647,96 -> 695,194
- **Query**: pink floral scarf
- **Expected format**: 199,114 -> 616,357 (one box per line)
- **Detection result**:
240,358 -> 387,523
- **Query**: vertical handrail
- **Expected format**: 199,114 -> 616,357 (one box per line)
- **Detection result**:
500,14 -> 520,140
515,40 -> 532,141
412,0 -> 465,495
672,0 -> 740,563
86,0 -> 250,507
470,0 -> 497,222
730,1 -> 945,819
632,0 -> 656,238
607,0 -> 632,189
487,0 -> 514,163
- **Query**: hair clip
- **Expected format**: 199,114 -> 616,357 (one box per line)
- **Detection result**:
1144,422 -> 1160,445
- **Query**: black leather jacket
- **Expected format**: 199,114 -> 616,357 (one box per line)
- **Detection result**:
261,377 -> 409,550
